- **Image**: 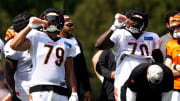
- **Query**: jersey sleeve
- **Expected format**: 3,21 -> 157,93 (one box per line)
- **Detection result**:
4,40 -> 22,60
110,29 -> 121,45
65,40 -> 76,57
26,29 -> 42,54
110,29 -> 124,53
70,37 -> 81,56
26,29 -> 39,47
165,41 -> 173,58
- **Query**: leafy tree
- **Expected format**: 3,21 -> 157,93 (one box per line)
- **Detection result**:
0,0 -> 180,100
0,8 -> 11,41
116,0 -> 180,36
72,0 -> 113,100
73,0 -> 113,67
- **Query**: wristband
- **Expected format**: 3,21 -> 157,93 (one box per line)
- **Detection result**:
28,23 -> 33,28
173,64 -> 177,70
28,23 -> 43,29
110,25 -> 116,31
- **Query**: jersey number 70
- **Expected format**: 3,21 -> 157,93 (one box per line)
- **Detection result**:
128,42 -> 149,56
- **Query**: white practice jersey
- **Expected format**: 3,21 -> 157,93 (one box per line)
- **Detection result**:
0,39 -> 4,60
110,29 -> 160,66
111,29 -> 161,101
4,39 -> 32,100
27,29 -> 76,88
70,37 -> 81,55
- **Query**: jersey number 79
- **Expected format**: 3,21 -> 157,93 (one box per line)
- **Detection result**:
43,44 -> 64,66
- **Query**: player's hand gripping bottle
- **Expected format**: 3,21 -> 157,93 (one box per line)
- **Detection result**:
28,17 -> 48,29
111,13 -> 133,31
115,13 -> 133,26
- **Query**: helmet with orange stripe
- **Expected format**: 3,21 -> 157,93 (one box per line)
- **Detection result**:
40,8 -> 64,33
169,13 -> 180,38
170,13 -> 180,28
126,8 -> 148,35
5,26 -> 16,41
64,15 -> 72,22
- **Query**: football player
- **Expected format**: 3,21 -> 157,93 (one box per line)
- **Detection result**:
95,8 -> 161,101
165,13 -> 180,101
3,12 -> 32,101
160,11 -> 178,61
122,63 -> 173,101
60,15 -> 91,101
10,8 -> 78,101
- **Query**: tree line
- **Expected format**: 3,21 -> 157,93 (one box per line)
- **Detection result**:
0,0 -> 180,100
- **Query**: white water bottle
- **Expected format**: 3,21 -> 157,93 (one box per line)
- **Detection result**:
115,13 -> 133,26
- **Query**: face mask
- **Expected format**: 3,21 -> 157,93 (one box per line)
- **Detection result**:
46,25 -> 60,32
127,26 -> 141,33
173,32 -> 180,38
127,22 -> 144,34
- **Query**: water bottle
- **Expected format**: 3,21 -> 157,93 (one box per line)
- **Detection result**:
31,17 -> 48,27
115,13 -> 133,26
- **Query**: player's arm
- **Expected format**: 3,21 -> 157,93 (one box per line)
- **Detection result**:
4,58 -> 17,94
164,57 -> 180,77
65,57 -> 78,101
10,25 -> 31,51
10,17 -> 42,51
95,29 -> 114,50
95,13 -> 128,50
65,57 -> 77,92
2,93 -> 12,101
92,50 -> 104,82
